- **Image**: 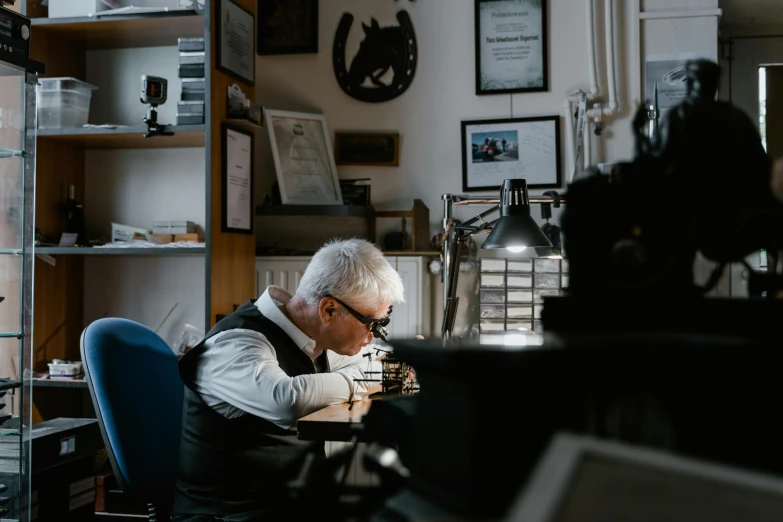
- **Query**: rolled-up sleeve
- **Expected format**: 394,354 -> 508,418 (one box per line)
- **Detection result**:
197,329 -> 382,430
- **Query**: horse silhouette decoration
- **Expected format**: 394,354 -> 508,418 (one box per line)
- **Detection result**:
333,11 -> 417,103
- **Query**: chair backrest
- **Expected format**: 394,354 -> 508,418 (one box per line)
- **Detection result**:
80,318 -> 184,503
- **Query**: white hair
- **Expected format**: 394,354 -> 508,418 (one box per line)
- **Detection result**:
296,238 -> 405,310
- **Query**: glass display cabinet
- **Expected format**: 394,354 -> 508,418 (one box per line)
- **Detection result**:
0,3 -> 45,520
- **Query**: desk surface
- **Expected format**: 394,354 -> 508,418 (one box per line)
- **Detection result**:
297,398 -> 374,442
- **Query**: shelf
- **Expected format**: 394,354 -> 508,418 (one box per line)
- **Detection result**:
0,146 -> 23,159
36,125 -> 205,149
31,9 -> 204,50
0,379 -> 22,392
36,247 -> 205,256
32,378 -> 87,389
383,251 -> 441,257
256,205 -> 373,217
226,118 -> 264,132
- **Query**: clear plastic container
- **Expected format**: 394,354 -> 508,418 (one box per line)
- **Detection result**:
47,360 -> 83,378
37,77 -> 98,129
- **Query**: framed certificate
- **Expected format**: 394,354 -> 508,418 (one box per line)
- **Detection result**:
264,109 -> 343,205
222,123 -> 254,234
475,0 -> 548,95
216,0 -> 256,86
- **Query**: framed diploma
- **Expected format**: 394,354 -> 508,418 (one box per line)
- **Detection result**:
461,116 -> 561,191
217,0 -> 256,86
475,0 -> 548,95
222,123 -> 254,234
264,109 -> 343,205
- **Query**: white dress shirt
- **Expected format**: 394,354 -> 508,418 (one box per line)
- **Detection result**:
190,286 -> 383,430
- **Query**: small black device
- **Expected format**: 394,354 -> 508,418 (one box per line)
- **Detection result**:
141,74 -> 167,106
0,2 -> 31,61
140,75 -> 174,138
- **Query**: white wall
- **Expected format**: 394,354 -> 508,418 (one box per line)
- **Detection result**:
254,0 -> 642,237
87,46 -> 181,127
82,46 -> 207,340
254,0 -> 722,325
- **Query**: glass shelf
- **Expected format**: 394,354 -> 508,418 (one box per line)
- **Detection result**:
0,147 -> 23,159
0,48 -> 39,520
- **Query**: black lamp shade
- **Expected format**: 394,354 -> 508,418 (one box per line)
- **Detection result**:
482,179 -> 553,250
534,222 -> 563,258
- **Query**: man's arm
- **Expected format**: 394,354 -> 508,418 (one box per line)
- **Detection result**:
196,329 -> 380,430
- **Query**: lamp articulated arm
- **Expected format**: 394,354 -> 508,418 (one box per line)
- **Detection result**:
440,180 -> 565,339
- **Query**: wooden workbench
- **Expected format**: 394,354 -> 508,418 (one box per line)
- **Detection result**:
297,398 -> 375,442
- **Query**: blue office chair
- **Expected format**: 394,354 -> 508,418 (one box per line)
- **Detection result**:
80,318 -> 184,522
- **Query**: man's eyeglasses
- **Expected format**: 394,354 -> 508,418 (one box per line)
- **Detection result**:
325,294 -> 392,341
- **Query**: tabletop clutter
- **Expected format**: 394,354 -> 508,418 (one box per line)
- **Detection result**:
106,220 -> 203,247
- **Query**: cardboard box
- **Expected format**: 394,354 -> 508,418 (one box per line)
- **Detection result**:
49,0 -> 109,18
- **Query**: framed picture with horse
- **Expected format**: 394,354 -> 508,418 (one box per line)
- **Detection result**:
333,11 -> 418,103
257,0 -> 319,55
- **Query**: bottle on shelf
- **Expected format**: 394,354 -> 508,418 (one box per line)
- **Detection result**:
62,184 -> 85,245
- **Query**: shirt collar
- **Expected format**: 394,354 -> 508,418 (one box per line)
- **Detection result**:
255,286 -> 319,360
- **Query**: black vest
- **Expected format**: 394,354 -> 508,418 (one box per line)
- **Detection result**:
172,299 -> 327,519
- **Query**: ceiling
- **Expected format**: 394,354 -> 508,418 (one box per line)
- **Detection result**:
720,0 -> 783,30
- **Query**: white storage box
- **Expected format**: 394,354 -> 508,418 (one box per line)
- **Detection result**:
48,360 -> 83,378
153,220 -> 196,234
48,0 -> 111,18
112,222 -> 156,243
38,78 -> 98,129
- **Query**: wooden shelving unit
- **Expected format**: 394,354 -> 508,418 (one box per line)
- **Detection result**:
225,118 -> 264,132
32,379 -> 88,389
30,9 -> 204,49
26,0 -> 257,425
256,204 -> 373,217
37,125 -> 206,149
36,247 -> 206,256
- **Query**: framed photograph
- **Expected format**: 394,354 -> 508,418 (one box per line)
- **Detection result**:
264,109 -> 343,205
257,0 -> 318,55
334,132 -> 399,166
222,123 -> 254,234
475,0 -> 548,95
216,0 -> 255,85
461,115 -> 561,192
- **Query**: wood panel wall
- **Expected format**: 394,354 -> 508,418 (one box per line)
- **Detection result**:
28,1 -> 87,423
208,0 -> 257,326
29,16 -> 87,378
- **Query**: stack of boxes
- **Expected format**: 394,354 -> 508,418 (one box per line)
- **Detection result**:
478,257 -> 569,336
177,37 -> 206,125
153,220 -> 199,243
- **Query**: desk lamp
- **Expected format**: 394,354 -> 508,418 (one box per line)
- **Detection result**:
441,179 -> 562,337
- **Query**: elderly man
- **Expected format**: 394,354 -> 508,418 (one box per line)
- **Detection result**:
172,238 -> 405,522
